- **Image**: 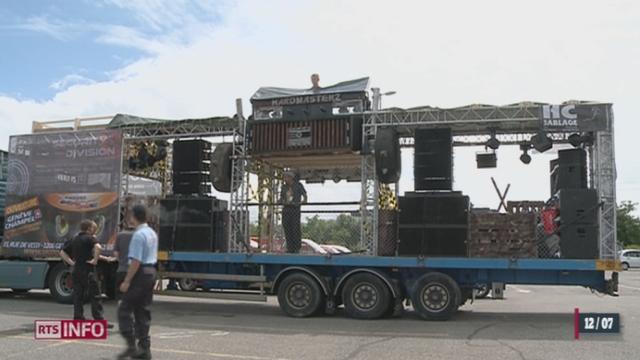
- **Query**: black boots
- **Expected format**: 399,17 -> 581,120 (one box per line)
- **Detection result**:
132,340 -> 151,360
117,337 -> 138,360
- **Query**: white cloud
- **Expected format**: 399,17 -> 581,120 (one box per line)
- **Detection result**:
1,0 -> 639,207
49,73 -> 96,91
9,16 -> 74,41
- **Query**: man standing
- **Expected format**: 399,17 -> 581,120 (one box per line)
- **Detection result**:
113,227 -> 134,300
118,205 -> 158,360
59,220 -> 103,321
280,171 -> 307,253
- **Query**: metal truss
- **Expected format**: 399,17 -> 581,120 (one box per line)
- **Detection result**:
118,118 -> 238,141
593,109 -> 617,259
228,102 -> 250,253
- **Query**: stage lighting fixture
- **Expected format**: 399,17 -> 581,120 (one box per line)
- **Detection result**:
568,133 -> 582,148
485,128 -> 500,150
476,151 -> 497,168
531,132 -> 553,153
519,143 -> 532,164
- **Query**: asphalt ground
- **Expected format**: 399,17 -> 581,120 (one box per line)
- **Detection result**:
0,270 -> 639,360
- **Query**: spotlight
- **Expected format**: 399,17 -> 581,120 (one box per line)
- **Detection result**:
485,128 -> 500,150
519,143 -> 532,164
568,133 -> 582,148
531,132 -> 553,153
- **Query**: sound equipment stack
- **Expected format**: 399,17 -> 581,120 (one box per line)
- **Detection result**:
550,148 -> 587,195
398,191 -> 469,257
159,197 -> 228,252
557,188 -> 599,259
413,128 -> 453,191
172,139 -> 212,195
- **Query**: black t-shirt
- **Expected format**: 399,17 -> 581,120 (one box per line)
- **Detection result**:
280,182 -> 307,206
62,232 -> 98,269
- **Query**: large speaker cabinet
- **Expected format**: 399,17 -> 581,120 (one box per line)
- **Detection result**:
413,128 -> 453,191
159,197 -> 227,252
398,191 -> 469,257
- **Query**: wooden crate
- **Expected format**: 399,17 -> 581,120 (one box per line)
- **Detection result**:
468,212 -> 537,258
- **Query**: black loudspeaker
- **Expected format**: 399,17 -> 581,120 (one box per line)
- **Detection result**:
559,225 -> 599,259
374,128 -> 401,183
551,149 -> 587,193
399,192 -> 469,225
398,191 -> 469,257
558,189 -> 598,225
159,197 -> 227,252
172,173 -> 209,195
172,139 -> 211,172
398,228 -> 468,257
210,143 -> 234,193
414,128 -> 452,191
173,139 -> 212,195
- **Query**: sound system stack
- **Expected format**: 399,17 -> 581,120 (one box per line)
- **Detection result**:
414,128 -> 452,191
398,191 -> 469,257
557,188 -> 599,259
548,148 -> 599,259
550,148 -> 587,195
172,139 -> 212,195
159,197 -> 228,252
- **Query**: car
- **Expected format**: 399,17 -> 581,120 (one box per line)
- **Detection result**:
619,249 -> 640,270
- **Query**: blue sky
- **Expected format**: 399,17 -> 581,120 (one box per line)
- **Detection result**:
0,0 -> 223,99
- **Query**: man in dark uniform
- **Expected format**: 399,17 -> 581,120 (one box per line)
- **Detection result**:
113,226 -> 134,300
118,205 -> 158,360
280,171 -> 307,253
59,220 -> 104,320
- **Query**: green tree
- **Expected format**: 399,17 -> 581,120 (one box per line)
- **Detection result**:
617,201 -> 640,247
301,214 -> 361,249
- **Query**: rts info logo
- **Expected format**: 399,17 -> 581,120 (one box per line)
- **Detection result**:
34,320 -> 108,340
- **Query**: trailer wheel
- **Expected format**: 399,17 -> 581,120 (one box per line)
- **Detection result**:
277,272 -> 324,318
475,284 -> 490,299
48,263 -> 73,304
342,273 -> 391,319
411,272 -> 460,321
178,278 -> 198,291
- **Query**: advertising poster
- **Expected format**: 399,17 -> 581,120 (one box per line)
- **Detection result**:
2,129 -> 122,258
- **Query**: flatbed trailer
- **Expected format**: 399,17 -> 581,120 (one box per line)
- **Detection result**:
157,252 -> 619,320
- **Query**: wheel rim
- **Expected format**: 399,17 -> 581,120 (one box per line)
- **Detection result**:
57,270 -> 73,297
179,278 -> 197,291
420,282 -> 450,313
287,282 -> 312,309
351,282 -> 379,311
622,263 -> 629,270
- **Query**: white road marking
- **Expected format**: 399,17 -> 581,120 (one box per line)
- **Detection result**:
510,286 -> 532,294
9,335 -> 289,360
619,284 -> 640,291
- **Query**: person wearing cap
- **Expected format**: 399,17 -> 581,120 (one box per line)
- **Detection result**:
280,171 -> 307,253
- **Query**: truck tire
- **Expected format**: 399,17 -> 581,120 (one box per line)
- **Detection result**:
48,263 -> 73,304
411,272 -> 460,321
342,273 -> 391,319
178,278 -> 198,291
277,272 -> 324,318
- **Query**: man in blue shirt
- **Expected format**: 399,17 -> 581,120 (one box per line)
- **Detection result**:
117,205 -> 157,360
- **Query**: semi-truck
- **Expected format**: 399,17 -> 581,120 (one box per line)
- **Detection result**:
0,78 -> 620,320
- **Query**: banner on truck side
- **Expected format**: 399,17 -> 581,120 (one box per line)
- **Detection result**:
2,129 -> 122,257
